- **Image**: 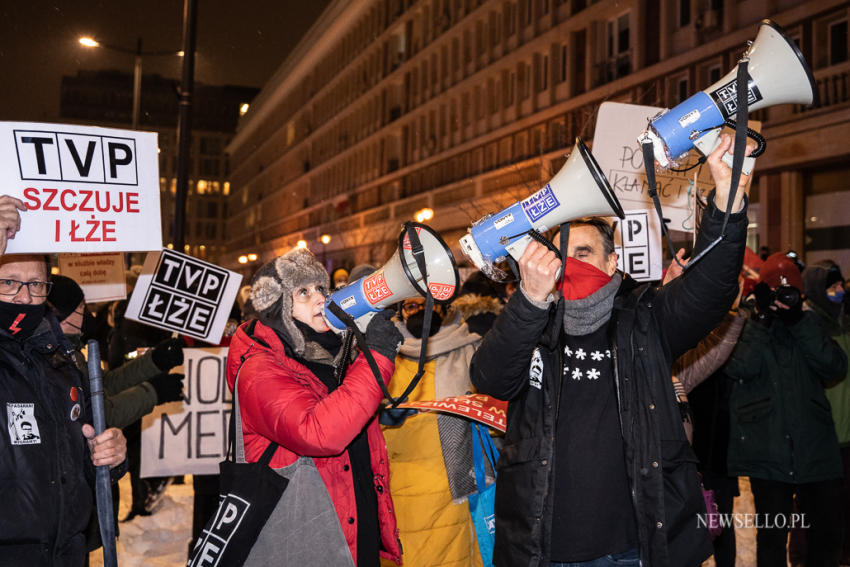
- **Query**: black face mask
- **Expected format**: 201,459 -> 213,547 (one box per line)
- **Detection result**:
64,309 -> 96,343
405,310 -> 443,339
0,301 -> 47,340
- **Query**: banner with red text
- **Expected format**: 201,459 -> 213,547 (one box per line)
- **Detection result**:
0,121 -> 162,253
397,393 -> 508,432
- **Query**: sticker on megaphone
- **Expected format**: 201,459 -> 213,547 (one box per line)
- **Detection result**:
324,222 -> 459,332
459,138 -> 625,281
640,19 -> 816,173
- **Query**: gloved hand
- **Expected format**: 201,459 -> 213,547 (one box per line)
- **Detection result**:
751,282 -> 773,324
774,300 -> 804,326
151,337 -> 185,371
149,373 -> 185,404
379,407 -> 418,427
363,309 -> 403,360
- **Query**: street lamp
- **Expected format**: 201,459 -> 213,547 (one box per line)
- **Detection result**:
319,234 -> 331,269
296,239 -> 308,249
78,36 -> 182,130
414,207 -> 434,222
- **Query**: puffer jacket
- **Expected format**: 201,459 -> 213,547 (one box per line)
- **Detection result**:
0,314 -> 94,567
725,311 -> 846,483
471,197 -> 747,567
226,319 -> 402,565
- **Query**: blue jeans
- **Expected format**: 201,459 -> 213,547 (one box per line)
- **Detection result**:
549,547 -> 640,566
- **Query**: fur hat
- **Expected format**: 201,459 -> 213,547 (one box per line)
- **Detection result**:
248,248 -> 330,356
759,252 -> 803,291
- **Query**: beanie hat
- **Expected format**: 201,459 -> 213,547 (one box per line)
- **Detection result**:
759,252 -> 803,291
825,264 -> 845,290
248,248 -> 330,356
48,275 -> 85,321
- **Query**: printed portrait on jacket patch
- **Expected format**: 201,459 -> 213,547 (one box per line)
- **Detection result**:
7,402 -> 41,445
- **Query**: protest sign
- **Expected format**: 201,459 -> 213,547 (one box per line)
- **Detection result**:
57,252 -> 127,303
0,121 -> 162,253
591,102 -> 758,232
141,347 -> 231,478
397,393 -> 508,432
611,209 -> 663,282
125,249 -> 243,343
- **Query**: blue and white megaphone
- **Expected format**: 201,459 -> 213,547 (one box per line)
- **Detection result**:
459,138 -> 625,280
640,19 -> 817,173
324,222 -> 459,332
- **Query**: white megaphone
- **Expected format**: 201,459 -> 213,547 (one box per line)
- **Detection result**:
459,137 -> 625,280
324,222 -> 459,332
641,19 -> 817,173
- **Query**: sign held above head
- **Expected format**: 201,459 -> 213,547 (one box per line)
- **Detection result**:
0,122 -> 162,253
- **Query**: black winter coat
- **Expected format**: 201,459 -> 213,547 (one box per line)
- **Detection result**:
0,314 -> 94,567
470,198 -> 747,567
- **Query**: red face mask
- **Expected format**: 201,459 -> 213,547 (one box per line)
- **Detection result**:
559,257 -> 613,301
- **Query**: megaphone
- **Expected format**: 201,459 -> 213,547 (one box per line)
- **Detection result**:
641,19 -> 816,172
459,137 -> 625,280
324,222 -> 459,332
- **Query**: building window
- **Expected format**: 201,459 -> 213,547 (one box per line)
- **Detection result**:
525,0 -> 533,25
540,54 -> 549,91
506,3 -> 516,36
829,20 -> 848,65
679,0 -> 690,28
560,44 -> 568,82
708,65 -> 722,86
677,76 -> 689,104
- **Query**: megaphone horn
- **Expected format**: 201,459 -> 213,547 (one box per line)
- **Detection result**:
460,137 -> 625,281
642,19 -> 817,170
324,222 -> 459,332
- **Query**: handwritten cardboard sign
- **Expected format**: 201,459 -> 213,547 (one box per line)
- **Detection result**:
57,252 -> 127,303
397,393 -> 508,432
140,348 -> 231,478
125,249 -> 243,343
0,121 -> 162,253
592,102 -> 757,233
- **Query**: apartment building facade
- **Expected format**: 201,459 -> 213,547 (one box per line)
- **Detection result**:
226,0 -> 850,274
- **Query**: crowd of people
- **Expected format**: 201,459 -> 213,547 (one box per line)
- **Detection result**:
1,130 -> 849,567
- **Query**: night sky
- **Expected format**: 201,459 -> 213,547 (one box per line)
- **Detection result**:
0,0 -> 332,122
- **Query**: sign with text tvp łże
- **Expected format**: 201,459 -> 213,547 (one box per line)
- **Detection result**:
141,348 -> 231,478
125,249 -> 243,343
0,122 -> 162,253
57,252 -> 127,303
611,209 -> 663,282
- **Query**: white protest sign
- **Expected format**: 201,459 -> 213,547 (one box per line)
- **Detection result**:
0,122 -> 162,253
125,249 -> 243,343
57,252 -> 127,303
141,347 -> 232,478
611,209 -> 663,282
592,102 -> 716,233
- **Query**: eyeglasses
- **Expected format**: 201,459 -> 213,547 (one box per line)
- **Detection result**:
0,279 -> 54,297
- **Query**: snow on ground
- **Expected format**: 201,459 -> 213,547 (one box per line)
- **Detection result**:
90,475 -> 761,566
88,475 -> 194,567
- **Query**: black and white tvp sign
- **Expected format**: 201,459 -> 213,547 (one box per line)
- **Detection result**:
126,249 -> 242,343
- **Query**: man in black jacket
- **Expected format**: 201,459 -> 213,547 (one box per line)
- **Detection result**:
470,134 -> 750,567
0,249 -> 127,566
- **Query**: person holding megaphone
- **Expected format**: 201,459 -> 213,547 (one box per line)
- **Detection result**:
225,247 -> 404,566
469,133 -> 755,567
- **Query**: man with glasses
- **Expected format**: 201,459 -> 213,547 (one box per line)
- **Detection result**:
0,244 -> 127,563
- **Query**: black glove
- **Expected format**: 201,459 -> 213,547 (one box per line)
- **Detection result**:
751,282 -> 774,324
363,309 -> 403,360
149,373 -> 185,404
151,337 -> 185,371
775,300 -> 804,326
379,407 -> 418,427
